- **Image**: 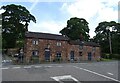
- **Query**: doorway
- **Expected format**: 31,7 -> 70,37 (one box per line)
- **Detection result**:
45,48 -> 50,61
88,52 -> 92,61
70,51 -> 74,61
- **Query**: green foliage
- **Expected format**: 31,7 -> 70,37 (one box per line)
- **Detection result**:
94,21 -> 120,54
1,4 -> 36,49
60,17 -> 90,41
101,53 -> 120,60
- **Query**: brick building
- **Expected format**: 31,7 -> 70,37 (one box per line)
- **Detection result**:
24,32 -> 101,63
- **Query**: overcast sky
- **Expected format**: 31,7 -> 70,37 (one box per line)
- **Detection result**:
0,0 -> 119,38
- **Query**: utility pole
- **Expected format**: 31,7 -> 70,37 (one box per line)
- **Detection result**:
108,31 -> 112,54
106,26 -> 112,54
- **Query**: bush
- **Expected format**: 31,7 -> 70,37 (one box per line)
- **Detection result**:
101,53 -> 110,59
111,54 -> 120,60
101,53 -> 120,60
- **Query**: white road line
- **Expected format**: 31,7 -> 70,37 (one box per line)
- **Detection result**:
12,67 -> 21,69
44,66 -> 52,68
56,66 -> 63,67
79,63 -> 87,65
73,66 -> 120,82
34,66 -> 42,68
51,75 -> 80,82
73,66 -> 79,69
1,67 -> 9,70
24,66 -> 32,69
107,72 -> 114,75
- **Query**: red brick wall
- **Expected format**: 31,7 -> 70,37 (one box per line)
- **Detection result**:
24,38 -> 101,62
24,38 -> 69,62
67,45 -> 101,61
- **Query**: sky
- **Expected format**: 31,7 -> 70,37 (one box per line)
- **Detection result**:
0,0 -> 119,38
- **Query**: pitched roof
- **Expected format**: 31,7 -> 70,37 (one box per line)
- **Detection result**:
25,31 -> 69,41
69,40 -> 100,47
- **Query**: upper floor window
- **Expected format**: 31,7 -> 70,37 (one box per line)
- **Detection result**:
57,42 -> 61,46
32,39 -> 38,45
79,45 -> 83,50
92,47 -> 96,51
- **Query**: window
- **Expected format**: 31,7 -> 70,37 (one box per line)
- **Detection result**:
56,52 -> 62,61
57,42 -> 61,46
32,39 -> 38,45
47,44 -> 50,48
56,52 -> 61,57
79,52 -> 82,56
79,45 -> 83,50
92,47 -> 96,51
32,50 -> 39,56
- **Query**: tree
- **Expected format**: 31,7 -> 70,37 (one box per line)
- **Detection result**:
94,21 -> 120,54
60,17 -> 90,41
1,4 -> 36,49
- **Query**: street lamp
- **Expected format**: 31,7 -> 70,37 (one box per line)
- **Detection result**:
106,26 -> 112,54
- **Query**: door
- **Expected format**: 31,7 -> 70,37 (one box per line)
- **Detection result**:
45,49 -> 50,61
88,52 -> 92,61
79,52 -> 82,61
70,51 -> 74,60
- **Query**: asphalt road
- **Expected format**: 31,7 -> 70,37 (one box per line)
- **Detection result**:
1,61 -> 120,83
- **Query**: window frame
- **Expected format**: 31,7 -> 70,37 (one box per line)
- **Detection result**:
57,42 -> 62,46
32,39 -> 39,45
32,50 -> 39,56
92,46 -> 96,51
79,45 -> 83,50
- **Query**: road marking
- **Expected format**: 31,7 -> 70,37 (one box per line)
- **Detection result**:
73,66 -> 120,82
56,66 -> 63,67
107,72 -> 114,75
1,67 -> 9,70
24,66 -> 32,69
75,63 -> 87,65
73,66 -> 79,69
12,67 -> 21,69
34,66 -> 42,68
51,75 -> 80,82
44,66 -> 52,68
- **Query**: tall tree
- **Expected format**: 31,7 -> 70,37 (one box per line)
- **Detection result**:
1,4 -> 36,49
94,21 -> 120,54
60,17 -> 90,41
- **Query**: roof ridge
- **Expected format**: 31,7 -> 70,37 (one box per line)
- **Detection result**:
28,31 -> 62,36
25,31 -> 69,41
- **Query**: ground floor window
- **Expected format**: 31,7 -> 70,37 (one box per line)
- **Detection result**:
32,50 -> 39,56
31,50 -> 39,63
56,52 -> 62,61
79,52 -> 82,56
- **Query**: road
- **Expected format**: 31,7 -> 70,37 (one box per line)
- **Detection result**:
1,61 -> 120,83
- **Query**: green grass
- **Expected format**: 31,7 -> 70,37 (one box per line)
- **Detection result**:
100,58 -> 113,61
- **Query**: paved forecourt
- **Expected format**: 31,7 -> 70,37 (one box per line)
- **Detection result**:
1,61 -> 120,83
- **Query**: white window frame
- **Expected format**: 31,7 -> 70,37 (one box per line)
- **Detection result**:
33,39 -> 38,45
32,50 -> 39,56
57,42 -> 61,46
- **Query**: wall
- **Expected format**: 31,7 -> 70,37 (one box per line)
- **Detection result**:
24,38 -> 69,62
24,38 -> 101,63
